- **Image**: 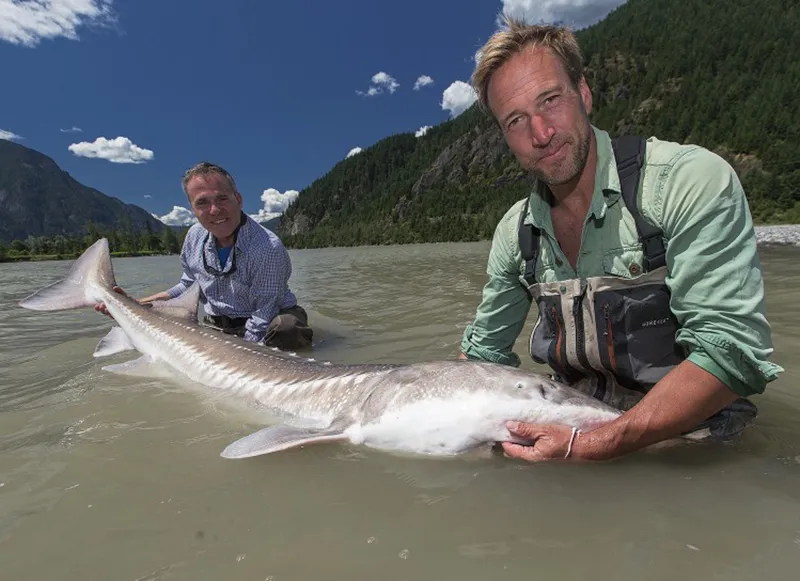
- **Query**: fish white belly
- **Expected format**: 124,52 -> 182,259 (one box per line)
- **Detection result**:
348,391 -> 525,455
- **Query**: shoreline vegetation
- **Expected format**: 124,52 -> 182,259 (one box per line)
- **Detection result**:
1,249 -> 169,263
3,223 -> 800,264
0,224 -> 189,264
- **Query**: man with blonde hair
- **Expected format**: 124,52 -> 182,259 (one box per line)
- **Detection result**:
460,16 -> 782,461
96,161 -> 313,351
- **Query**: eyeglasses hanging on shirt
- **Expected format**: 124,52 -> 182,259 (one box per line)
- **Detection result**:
201,212 -> 247,277
202,238 -> 237,276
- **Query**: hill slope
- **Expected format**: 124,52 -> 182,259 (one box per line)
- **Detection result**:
278,0 -> 800,248
0,139 -> 166,243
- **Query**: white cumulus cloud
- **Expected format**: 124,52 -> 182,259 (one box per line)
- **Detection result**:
500,0 -> 627,30
60,126 -> 82,133
249,188 -> 299,223
346,147 -> 362,158
413,75 -> 434,90
0,128 -> 23,141
372,72 -> 399,93
357,71 -> 399,97
143,194 -> 152,199
158,206 -> 197,227
415,125 -> 431,138
441,81 -> 477,118
0,0 -> 117,47
68,136 -> 154,164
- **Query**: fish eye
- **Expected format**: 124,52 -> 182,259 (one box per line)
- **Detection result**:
515,381 -> 524,389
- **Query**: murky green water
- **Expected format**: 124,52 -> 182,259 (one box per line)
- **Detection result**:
1,242 -> 798,580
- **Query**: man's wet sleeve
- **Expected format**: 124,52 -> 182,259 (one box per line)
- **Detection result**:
461,207 -> 532,367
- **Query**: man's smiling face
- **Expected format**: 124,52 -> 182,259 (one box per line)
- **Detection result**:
186,173 -> 243,246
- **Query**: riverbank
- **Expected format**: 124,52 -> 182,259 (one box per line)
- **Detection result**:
753,225 -> 800,246
0,250 -> 169,263
2,225 -> 800,264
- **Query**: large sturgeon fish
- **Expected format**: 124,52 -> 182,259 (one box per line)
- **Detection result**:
18,238 -> 624,459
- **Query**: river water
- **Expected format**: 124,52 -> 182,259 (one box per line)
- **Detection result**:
1,241 -> 798,580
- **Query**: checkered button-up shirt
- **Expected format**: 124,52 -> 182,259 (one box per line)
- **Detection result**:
167,214 -> 298,343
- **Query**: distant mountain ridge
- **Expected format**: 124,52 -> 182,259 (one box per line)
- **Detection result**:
277,0 -> 800,248
0,139 -> 166,243
4,0 -> 795,250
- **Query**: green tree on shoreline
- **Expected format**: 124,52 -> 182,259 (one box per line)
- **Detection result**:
0,226 -> 190,263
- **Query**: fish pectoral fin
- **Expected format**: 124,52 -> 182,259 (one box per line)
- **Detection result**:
93,326 -> 136,357
149,282 -> 200,322
220,424 -> 348,459
101,355 -> 171,378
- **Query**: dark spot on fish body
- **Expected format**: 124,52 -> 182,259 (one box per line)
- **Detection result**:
539,385 -> 547,399
195,530 -> 205,540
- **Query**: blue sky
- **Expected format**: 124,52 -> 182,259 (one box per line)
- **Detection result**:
0,0 -> 626,226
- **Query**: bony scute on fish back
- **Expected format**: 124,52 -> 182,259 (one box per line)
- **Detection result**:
20,237 -> 622,461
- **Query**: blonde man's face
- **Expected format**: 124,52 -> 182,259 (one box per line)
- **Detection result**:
487,45 -> 593,187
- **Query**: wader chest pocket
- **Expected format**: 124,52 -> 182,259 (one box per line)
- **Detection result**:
593,283 -> 683,390
530,294 -> 583,383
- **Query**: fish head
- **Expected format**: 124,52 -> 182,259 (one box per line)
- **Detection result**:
484,366 -> 622,431
494,373 -> 569,402
485,367 -> 571,402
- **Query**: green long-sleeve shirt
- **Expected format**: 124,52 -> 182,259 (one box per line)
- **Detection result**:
460,125 -> 783,398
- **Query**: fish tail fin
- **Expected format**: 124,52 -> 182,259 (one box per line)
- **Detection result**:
18,238 -> 116,311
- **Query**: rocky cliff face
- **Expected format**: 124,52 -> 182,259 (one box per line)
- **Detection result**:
410,122 -> 517,197
0,139 -> 166,242
387,121 -> 528,224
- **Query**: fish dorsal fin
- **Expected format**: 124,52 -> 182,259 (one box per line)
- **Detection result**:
150,282 -> 200,322
93,326 -> 136,357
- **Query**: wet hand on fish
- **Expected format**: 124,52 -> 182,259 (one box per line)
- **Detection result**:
501,422 -> 589,461
94,286 -> 154,319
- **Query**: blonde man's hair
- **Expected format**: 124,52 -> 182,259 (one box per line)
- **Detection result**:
471,14 -> 585,115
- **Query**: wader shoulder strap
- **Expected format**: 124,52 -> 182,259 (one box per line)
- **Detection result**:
517,196 -> 540,288
611,135 -> 667,271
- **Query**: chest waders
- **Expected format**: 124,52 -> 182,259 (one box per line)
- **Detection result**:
518,136 -> 757,439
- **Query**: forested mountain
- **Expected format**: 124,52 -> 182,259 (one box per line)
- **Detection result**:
278,0 -> 800,248
0,138 -> 166,243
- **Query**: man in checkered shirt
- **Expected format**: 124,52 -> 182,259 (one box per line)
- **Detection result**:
96,162 -> 313,351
